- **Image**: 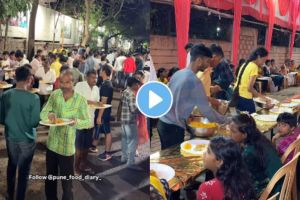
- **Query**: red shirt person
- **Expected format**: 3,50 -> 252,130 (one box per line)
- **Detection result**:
123,54 -> 136,75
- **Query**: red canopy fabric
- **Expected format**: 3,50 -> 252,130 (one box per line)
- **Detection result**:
260,0 -> 264,19
175,0 -> 300,68
278,0 -> 290,16
232,0 -> 243,67
203,0 -> 233,10
193,0 -> 293,30
289,0 -> 300,59
265,0 -> 276,54
245,0 -> 257,4
174,0 -> 191,68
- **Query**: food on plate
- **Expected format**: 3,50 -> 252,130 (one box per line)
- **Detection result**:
89,101 -> 104,107
0,82 -> 8,86
194,144 -> 206,152
189,121 -> 217,128
254,97 -> 278,104
55,119 -> 65,124
49,118 -> 64,124
182,143 -> 192,150
150,170 -> 158,177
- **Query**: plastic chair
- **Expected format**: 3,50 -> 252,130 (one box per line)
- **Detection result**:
267,192 -> 279,200
281,135 -> 300,164
259,153 -> 300,200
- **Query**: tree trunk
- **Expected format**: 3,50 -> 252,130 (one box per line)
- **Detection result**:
27,0 -> 39,61
4,17 -> 9,50
104,32 -> 122,52
0,21 -> 3,47
104,36 -> 109,52
81,0 -> 93,47
52,13 -> 61,50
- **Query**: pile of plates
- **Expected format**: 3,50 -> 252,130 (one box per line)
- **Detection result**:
269,107 -> 293,114
291,99 -> 300,104
253,114 -> 278,122
254,97 -> 279,105
279,102 -> 300,108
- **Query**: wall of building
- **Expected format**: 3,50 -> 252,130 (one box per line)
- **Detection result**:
33,5 -> 81,44
0,4 -> 81,52
150,26 -> 300,70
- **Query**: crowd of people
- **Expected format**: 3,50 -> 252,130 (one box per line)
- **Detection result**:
240,57 -> 300,94
150,43 -> 300,200
0,44 -> 156,200
1,41 -> 300,200
156,42 -> 300,115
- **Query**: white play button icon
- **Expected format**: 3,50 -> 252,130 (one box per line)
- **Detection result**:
136,81 -> 173,118
149,90 -> 163,109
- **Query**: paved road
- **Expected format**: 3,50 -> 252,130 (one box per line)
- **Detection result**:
0,125 -> 150,200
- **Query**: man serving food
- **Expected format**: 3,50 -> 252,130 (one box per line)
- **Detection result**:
157,44 -> 230,150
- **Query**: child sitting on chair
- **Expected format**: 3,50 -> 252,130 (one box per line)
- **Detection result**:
273,112 -> 300,163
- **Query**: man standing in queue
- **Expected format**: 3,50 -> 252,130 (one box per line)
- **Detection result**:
40,70 -> 91,200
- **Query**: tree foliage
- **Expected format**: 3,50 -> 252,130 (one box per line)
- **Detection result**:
52,0 -> 149,46
0,0 -> 32,21
0,0 -> 32,49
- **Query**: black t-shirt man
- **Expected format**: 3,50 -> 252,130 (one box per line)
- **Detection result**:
97,79 -> 113,123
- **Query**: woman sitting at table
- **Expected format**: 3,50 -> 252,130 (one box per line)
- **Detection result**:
230,114 -> 282,195
234,47 -> 272,114
280,62 -> 296,87
197,137 -> 256,200
263,60 -> 284,91
262,60 -> 282,92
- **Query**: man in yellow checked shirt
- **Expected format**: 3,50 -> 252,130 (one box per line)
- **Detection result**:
40,70 -> 91,200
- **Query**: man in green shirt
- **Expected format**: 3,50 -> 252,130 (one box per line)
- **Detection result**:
40,70 -> 91,200
0,65 -> 40,200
